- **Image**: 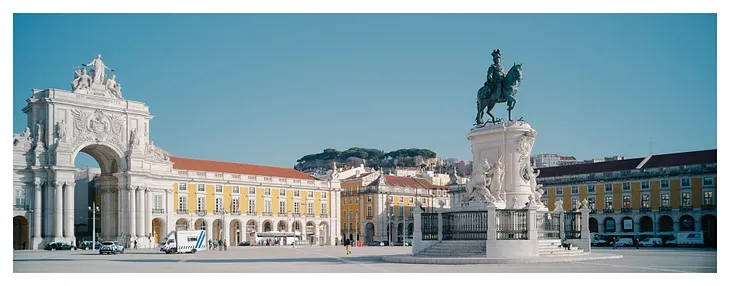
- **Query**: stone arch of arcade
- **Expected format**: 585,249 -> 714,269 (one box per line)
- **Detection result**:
12,54 -> 176,249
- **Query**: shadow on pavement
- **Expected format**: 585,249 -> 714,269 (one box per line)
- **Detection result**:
14,255 -> 388,264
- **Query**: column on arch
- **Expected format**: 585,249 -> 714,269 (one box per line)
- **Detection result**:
137,187 -> 145,238
33,180 -> 42,243
63,182 -> 75,243
54,181 -> 64,241
129,185 -> 137,240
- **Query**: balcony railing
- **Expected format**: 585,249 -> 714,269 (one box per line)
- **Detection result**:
604,208 -> 615,213
196,210 -> 207,216
13,205 -> 28,211
176,209 -> 188,215
320,214 -> 329,218
680,206 -> 693,211
152,208 -> 165,214
231,210 -> 240,215
278,213 -> 287,217
366,216 -> 373,220
639,207 -> 653,213
263,212 -> 273,216
659,206 -> 672,212
701,205 -> 716,210
621,207 -> 633,213
306,213 -> 315,217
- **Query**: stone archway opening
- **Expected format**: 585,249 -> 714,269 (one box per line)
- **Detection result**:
408,223 -> 414,242
151,218 -> 165,244
397,222 -> 404,243
658,216 -> 673,232
175,218 -> 189,231
263,221 -> 273,232
621,217 -> 634,233
194,219 -> 207,231
318,222 -> 329,245
229,220 -> 242,246
679,215 -> 695,231
603,217 -> 616,233
212,219 -> 223,241
277,221 -> 288,232
639,216 -> 653,233
365,222 -> 375,244
245,220 -> 257,243
71,143 -> 125,243
13,216 -> 29,250
306,221 -> 316,245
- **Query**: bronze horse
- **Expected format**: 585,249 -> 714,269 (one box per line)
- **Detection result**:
475,63 -> 523,125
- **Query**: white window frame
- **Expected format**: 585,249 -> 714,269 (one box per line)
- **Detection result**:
294,202 -> 301,214
399,197 -> 404,203
215,185 -> 223,193
588,185 -> 595,193
321,192 -> 327,199
640,193 -> 650,208
232,186 -> 240,194
215,198 -> 223,213
622,182 -> 631,192
307,202 -> 314,214
248,187 -> 256,195
556,188 -> 563,195
681,178 -> 691,187
197,197 -> 205,212
178,183 -> 187,191
232,198 -> 240,213
154,195 -> 163,210
640,181 -> 649,190
15,189 -> 26,206
307,191 -> 314,198
604,196 -> 613,210
197,184 -> 205,193
264,200 -> 272,214
622,195 -> 631,209
178,196 -> 187,212
264,188 -> 271,196
294,190 -> 300,197
321,203 -> 328,216
660,179 -> 669,189
604,184 -> 613,192
280,189 -> 286,196
248,199 -> 256,214
367,205 -> 372,217
279,201 -> 286,214
703,177 -> 714,186
571,186 -> 578,194
681,192 -> 691,207
660,192 -> 670,208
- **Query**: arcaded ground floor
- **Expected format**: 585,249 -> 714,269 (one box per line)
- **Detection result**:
12,245 -> 716,273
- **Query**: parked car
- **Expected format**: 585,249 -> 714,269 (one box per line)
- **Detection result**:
237,241 -> 251,246
638,237 -> 663,247
613,238 -> 635,247
666,232 -> 704,247
591,234 -> 607,246
79,241 -> 102,250
112,241 -> 125,253
44,242 -> 77,251
99,242 -> 122,255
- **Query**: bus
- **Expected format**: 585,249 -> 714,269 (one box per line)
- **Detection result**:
254,231 -> 301,246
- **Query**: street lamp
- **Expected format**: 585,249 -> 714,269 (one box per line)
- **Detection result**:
88,201 -> 99,250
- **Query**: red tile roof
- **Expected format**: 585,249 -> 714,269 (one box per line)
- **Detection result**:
368,175 -> 448,190
536,149 -> 716,178
169,156 -> 318,180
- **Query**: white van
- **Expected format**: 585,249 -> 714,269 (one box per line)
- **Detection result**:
160,230 -> 207,254
666,232 -> 704,246
614,238 -> 634,247
638,237 -> 663,247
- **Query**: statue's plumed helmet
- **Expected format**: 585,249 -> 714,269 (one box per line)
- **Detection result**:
491,49 -> 502,58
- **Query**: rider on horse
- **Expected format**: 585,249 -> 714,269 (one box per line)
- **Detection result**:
484,49 -> 506,102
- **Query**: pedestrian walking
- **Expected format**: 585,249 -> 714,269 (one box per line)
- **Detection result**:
634,237 -> 640,249
134,239 -> 138,249
223,239 -> 228,251
219,239 -> 223,251
611,237 -> 617,249
208,239 -> 212,250
344,237 -> 351,255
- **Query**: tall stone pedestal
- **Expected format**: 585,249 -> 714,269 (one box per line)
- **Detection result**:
467,121 -> 536,209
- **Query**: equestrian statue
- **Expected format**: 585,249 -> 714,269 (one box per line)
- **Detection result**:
475,49 -> 523,126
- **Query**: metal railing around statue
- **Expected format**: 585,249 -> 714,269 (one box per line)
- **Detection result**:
421,213 -> 439,240
495,209 -> 528,240
564,211 -> 582,239
537,212 -> 561,239
441,211 -> 488,240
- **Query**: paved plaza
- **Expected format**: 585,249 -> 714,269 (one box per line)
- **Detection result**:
13,246 -> 716,273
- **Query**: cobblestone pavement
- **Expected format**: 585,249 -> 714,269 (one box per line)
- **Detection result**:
12,246 -> 717,273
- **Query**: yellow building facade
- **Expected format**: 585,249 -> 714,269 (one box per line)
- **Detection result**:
148,156 -> 341,246
340,171 -> 450,245
538,149 -> 717,247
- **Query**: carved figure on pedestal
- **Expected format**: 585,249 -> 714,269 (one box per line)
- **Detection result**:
105,74 -> 123,99
55,120 -> 66,143
488,156 -> 505,201
71,68 -> 92,91
83,54 -> 115,84
129,129 -> 137,148
533,184 -> 545,206
448,165 -> 460,185
34,121 -> 44,147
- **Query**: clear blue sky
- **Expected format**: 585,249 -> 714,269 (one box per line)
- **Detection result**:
13,14 -> 717,169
